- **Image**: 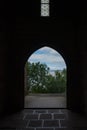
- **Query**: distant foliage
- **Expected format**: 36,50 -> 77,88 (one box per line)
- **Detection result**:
25,61 -> 66,95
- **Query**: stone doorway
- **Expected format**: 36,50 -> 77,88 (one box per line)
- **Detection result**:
24,46 -> 67,108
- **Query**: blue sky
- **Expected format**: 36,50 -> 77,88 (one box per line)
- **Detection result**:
28,47 -> 66,70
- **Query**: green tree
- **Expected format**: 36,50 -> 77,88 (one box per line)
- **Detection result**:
25,61 -> 67,94
54,69 -> 67,93
26,62 -> 50,93
46,74 -> 58,93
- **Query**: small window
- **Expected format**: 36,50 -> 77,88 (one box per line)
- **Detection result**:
41,0 -> 50,17
41,0 -> 49,3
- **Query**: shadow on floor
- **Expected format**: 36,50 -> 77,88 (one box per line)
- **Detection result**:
0,109 -> 87,130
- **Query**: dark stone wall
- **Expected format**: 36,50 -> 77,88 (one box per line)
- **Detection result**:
80,49 -> 87,114
0,43 -> 8,116
78,14 -> 87,114
0,0 -> 87,116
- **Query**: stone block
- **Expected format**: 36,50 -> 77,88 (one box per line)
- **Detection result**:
40,114 -> 52,119
28,120 -> 42,127
54,114 -> 65,119
36,128 -> 53,130
60,120 -> 67,127
25,114 -> 38,120
44,120 -> 59,127
35,110 -> 47,114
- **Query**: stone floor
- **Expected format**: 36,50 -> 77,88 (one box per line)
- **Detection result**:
0,109 -> 87,130
24,94 -> 66,108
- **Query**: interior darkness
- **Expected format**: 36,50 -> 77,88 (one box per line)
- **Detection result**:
0,0 -> 87,117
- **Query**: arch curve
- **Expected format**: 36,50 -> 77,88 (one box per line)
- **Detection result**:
28,46 -> 67,71
24,44 -> 68,69
24,45 -> 67,108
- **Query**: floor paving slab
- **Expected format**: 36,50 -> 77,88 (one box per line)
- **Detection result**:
40,114 -> 52,119
60,120 -> 67,127
54,114 -> 65,119
44,120 -> 59,127
0,109 -> 87,130
55,128 -> 73,130
48,110 -> 60,113
25,114 -> 38,120
36,128 -> 54,130
21,128 -> 35,130
35,110 -> 47,114
28,120 -> 42,127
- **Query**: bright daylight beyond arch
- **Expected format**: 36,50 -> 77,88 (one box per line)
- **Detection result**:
24,46 -> 67,108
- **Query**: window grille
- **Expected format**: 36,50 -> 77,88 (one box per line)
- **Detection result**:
41,0 -> 50,16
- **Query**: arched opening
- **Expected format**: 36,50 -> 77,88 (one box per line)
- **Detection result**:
24,46 -> 67,108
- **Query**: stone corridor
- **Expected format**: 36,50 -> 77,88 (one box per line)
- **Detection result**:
0,109 -> 87,130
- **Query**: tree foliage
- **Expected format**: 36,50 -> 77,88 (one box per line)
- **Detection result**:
25,61 -> 66,94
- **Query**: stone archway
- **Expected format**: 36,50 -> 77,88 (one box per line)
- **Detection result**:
24,46 -> 67,108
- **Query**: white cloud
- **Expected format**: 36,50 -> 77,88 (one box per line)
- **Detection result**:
39,47 -> 60,55
29,53 -> 64,63
28,47 -> 66,70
